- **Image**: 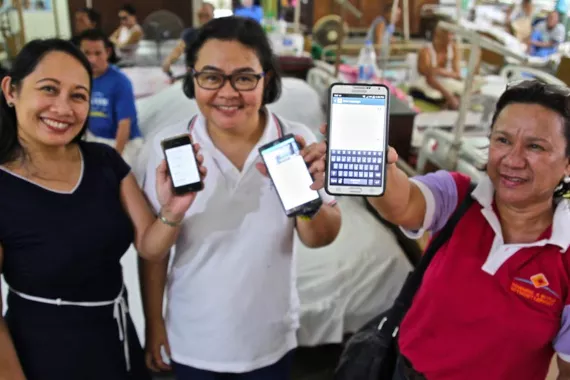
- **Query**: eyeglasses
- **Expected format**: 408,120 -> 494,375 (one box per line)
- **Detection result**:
192,69 -> 265,91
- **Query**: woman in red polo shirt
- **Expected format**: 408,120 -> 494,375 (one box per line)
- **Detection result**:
310,81 -> 570,379
381,81 -> 570,379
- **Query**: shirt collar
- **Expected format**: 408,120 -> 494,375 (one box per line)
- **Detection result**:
472,174 -> 570,252
191,107 -> 282,160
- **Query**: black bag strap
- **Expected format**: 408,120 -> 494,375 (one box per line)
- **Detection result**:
380,182 -> 477,337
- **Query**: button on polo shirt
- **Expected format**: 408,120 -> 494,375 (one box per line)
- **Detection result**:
143,109 -> 335,373
398,171 -> 570,380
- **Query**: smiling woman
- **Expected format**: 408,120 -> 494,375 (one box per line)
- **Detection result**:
338,80 -> 570,380
140,16 -> 341,380
0,39 -> 207,380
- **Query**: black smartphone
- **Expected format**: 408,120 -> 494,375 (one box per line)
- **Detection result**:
259,134 -> 323,217
161,134 -> 203,195
325,82 -> 390,197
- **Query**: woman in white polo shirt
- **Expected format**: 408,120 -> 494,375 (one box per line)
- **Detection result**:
141,16 -> 341,380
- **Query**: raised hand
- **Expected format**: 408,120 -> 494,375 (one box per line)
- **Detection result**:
155,142 -> 207,223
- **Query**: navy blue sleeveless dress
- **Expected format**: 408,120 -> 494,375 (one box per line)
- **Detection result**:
0,141 -> 150,380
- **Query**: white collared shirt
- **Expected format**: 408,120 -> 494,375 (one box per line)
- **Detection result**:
143,109 -> 335,372
402,171 -> 570,274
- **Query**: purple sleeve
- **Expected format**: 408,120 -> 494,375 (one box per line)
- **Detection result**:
412,170 -> 459,232
554,306 -> 570,361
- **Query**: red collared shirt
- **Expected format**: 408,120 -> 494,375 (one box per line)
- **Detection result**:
399,171 -> 570,380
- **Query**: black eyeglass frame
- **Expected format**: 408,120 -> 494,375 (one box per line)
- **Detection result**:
191,69 -> 266,91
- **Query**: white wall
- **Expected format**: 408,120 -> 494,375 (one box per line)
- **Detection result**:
21,0 -> 72,41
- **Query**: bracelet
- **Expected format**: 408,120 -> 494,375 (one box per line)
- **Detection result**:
158,212 -> 181,227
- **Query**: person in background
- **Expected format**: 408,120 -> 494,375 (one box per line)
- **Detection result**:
142,16 -> 341,380
78,29 -> 143,165
234,0 -> 264,23
555,0 -> 568,37
312,80 -> 570,380
366,3 -> 401,61
506,0 -> 533,22
110,4 -> 143,60
529,11 -> 566,57
73,7 -> 101,37
417,24 -> 463,109
71,7 -> 119,64
0,38 -> 206,380
161,2 -> 215,77
507,0 -> 534,41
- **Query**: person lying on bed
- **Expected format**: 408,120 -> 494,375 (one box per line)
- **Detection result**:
416,25 -> 463,109
140,16 -> 341,380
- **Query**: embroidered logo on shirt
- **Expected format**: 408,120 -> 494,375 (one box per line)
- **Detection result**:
530,273 -> 549,289
511,275 -> 560,307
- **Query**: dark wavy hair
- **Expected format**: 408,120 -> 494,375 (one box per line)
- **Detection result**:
78,7 -> 101,28
0,39 -> 93,165
490,80 -> 570,198
183,16 -> 282,105
76,28 -> 120,64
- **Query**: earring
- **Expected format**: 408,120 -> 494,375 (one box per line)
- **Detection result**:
565,176 -> 570,184
7,102 -> 13,107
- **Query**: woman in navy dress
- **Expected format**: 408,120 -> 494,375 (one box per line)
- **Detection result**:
0,39 -> 206,380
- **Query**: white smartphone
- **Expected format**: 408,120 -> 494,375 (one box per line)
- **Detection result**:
161,134 -> 204,195
259,134 -> 323,217
325,83 -> 390,197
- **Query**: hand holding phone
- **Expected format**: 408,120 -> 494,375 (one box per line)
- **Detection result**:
256,134 -> 326,191
258,134 -> 323,217
325,83 -> 391,197
157,134 -> 206,222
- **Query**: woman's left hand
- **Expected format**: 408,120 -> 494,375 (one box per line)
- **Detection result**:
256,134 -> 327,191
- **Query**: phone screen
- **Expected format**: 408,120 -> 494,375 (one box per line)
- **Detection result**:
328,85 -> 388,195
261,137 -> 320,213
165,144 -> 201,188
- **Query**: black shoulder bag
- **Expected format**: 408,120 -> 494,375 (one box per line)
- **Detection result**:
334,184 -> 476,380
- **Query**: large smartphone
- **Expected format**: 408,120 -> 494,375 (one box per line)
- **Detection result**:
325,83 -> 390,197
259,134 -> 323,217
161,134 -> 203,195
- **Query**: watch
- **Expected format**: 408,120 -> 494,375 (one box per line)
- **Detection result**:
297,207 -> 321,221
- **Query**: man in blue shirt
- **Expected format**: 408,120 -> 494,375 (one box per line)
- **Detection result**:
78,28 -> 143,164
529,11 -> 566,57
234,0 -> 263,23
